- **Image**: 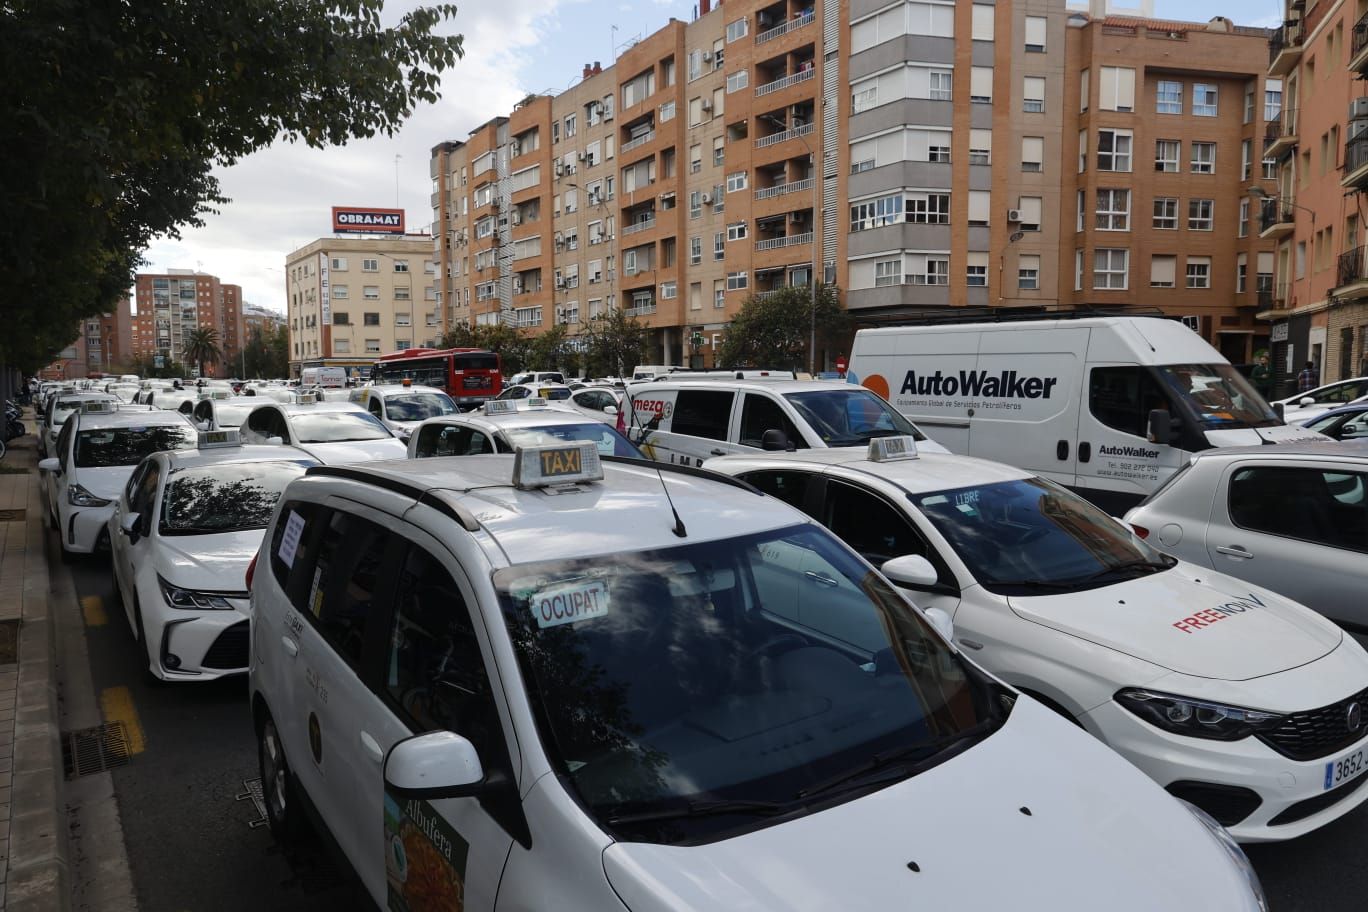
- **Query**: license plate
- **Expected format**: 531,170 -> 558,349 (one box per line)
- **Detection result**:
1324,747 -> 1368,790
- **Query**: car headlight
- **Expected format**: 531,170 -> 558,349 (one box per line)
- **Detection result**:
1179,799 -> 1269,912
68,484 -> 112,507
158,575 -> 235,610
1115,689 -> 1285,741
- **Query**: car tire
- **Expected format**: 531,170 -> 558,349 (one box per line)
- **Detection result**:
259,713 -> 307,846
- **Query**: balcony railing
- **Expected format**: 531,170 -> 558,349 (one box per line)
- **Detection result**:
1345,134 -> 1368,180
754,67 -> 816,97
621,129 -> 655,153
1353,9 -> 1368,63
625,302 -> 657,317
755,10 -> 815,44
1338,247 -> 1368,288
1259,199 -> 1295,233
755,231 -> 814,251
754,177 -> 814,200
622,216 -> 657,236
755,121 -> 815,149
1263,107 -> 1297,154
1269,19 -> 1304,68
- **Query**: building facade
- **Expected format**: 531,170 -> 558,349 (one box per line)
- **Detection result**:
284,234 -> 438,378
130,270 -> 246,377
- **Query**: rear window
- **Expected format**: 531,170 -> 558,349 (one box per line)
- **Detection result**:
503,422 -> 643,458
670,390 -> 734,441
74,426 -> 195,468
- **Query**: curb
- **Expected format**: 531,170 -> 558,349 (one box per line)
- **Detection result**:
5,431 -> 71,912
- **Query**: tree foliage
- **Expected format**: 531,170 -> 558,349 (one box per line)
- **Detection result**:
0,0 -> 465,371
127,355 -> 190,381
242,324 -> 290,379
182,327 -> 223,378
440,323 -> 531,375
717,285 -> 848,371
579,309 -> 648,378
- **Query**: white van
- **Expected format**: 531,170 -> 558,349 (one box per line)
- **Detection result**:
848,316 -> 1318,511
300,366 -> 348,389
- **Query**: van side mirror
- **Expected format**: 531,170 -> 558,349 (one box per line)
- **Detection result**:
882,554 -> 939,589
1273,402 -> 1286,422
384,731 -> 493,800
761,429 -> 795,452
1147,409 -> 1177,446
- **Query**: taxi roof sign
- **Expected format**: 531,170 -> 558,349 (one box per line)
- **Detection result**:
197,428 -> 242,450
523,397 -> 550,409
867,435 -> 919,463
485,399 -> 519,416
80,401 -> 118,414
296,391 -> 318,405
512,442 -> 603,490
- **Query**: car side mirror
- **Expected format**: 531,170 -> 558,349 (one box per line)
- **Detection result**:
1300,397 -> 1316,407
265,436 -> 284,446
38,458 -> 60,475
1147,408 -> 1177,446
1273,401 -> 1286,422
384,731 -> 493,800
923,607 -> 954,643
119,513 -> 141,543
761,429 -> 795,452
603,405 -> 618,416
881,554 -> 939,589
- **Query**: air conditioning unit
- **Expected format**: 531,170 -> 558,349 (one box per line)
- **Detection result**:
554,163 -> 564,177
701,99 -> 713,112
511,211 -> 522,225
701,193 -> 713,204
512,279 -> 524,293
578,151 -> 588,161
1351,120 -> 1368,141
555,277 -> 566,288
702,50 -> 713,62
511,140 -> 522,155
490,198 -> 501,209
1007,208 -> 1022,223
1350,98 -> 1368,120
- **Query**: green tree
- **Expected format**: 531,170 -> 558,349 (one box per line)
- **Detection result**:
241,325 -> 289,379
183,327 -> 222,379
580,309 -> 648,378
440,322 -> 530,375
527,324 -> 569,373
717,284 -> 847,371
0,0 -> 464,371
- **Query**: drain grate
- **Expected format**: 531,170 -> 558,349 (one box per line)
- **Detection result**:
237,777 -> 268,829
61,722 -> 131,780
0,509 -> 24,522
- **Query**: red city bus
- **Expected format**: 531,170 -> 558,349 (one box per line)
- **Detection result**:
371,347 -> 502,409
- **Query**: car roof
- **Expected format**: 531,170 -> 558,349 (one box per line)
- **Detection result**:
307,456 -> 796,565
162,444 -> 318,472
1308,403 -> 1368,419
75,407 -> 193,429
362,384 -> 447,396
1190,439 -> 1368,461
710,449 -> 1033,493
423,408 -> 596,434
54,392 -> 117,405
630,379 -> 861,395
507,382 -> 571,391
275,402 -> 366,415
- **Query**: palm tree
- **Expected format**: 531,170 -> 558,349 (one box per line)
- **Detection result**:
183,327 -> 222,379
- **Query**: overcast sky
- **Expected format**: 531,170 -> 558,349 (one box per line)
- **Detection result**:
139,0 -> 1283,315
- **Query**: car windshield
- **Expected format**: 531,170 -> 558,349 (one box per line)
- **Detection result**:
211,404 -> 258,429
1154,363 -> 1279,429
74,426 -> 196,468
383,392 -> 456,421
784,389 -> 927,446
160,462 -> 311,535
912,478 -> 1171,595
503,422 -> 643,458
289,411 -> 392,443
496,524 -> 1004,844
53,400 -> 99,425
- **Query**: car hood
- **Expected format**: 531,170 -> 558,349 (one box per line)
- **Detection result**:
602,700 -> 1258,912
155,529 -> 263,594
74,465 -> 137,501
1204,424 -> 1326,447
1008,565 -> 1342,681
297,438 -> 409,465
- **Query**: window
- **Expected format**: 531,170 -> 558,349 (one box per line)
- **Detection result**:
969,129 -> 991,165
1098,130 -> 1132,171
1192,83 -> 1218,116
907,255 -> 949,286
726,171 -> 747,192
970,67 -> 993,104
333,339 -> 351,353
852,84 -> 878,113
726,271 -> 748,290
1238,199 -> 1250,237
1017,196 -> 1042,232
1150,255 -> 1177,288
365,339 -> 382,353
966,252 -> 988,287
968,190 -> 990,227
363,286 -> 380,300
1095,189 -> 1130,230
690,236 -> 702,265
714,280 -> 725,308
661,281 -> 677,299
1265,80 -> 1283,122
1188,199 -> 1214,231
1079,68 -> 1090,112
689,190 -> 702,219
907,192 -> 950,224
726,17 -> 747,42
1190,142 -> 1216,174
1237,255 -> 1248,293
726,221 -> 747,241
363,312 -> 380,325
688,49 -> 703,80
1021,136 -> 1044,172
1157,80 -> 1182,114
1023,76 -> 1045,113
1229,467 -> 1368,552
1242,139 -> 1252,180
1024,15 -> 1047,52
1155,139 -> 1179,172
1093,248 -> 1128,289
874,258 -> 902,287
738,397 -> 806,451
332,285 -> 350,299
659,101 -> 675,123
689,143 -> 702,173
850,193 -> 903,231
392,260 -> 409,273
362,258 -> 379,271
1089,366 -> 1171,438
715,232 -> 725,260
1263,155 -> 1279,180
1153,197 -> 1178,230
1018,255 -> 1040,290
1099,67 -> 1135,112
1185,256 -> 1211,288
972,4 -> 995,41
330,257 -> 348,270
714,136 -> 725,166
930,70 -> 952,101
726,70 -> 748,93
673,390 -> 735,440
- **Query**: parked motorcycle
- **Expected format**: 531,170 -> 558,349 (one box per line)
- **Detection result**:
1,399 -> 25,460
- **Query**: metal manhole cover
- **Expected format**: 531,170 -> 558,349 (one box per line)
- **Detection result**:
237,777 -> 268,829
0,619 -> 17,664
61,722 -> 131,780
0,509 -> 24,522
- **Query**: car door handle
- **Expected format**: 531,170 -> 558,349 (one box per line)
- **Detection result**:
804,571 -> 839,587
957,638 -> 985,651
710,448 -> 726,456
280,636 -> 299,658
1215,545 -> 1254,559
359,731 -> 384,764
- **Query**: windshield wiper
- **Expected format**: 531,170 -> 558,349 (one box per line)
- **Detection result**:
606,798 -> 790,826
1075,557 -> 1173,584
987,578 -> 1077,591
796,721 -> 996,802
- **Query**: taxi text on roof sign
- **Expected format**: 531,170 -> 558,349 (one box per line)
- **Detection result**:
512,442 -> 604,490
198,429 -> 242,449
868,435 -> 919,462
485,399 -> 519,416
81,401 -> 117,414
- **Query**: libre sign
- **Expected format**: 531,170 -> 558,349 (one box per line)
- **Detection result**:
331,207 -> 405,235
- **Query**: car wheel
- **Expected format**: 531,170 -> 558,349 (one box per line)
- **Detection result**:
259,713 -> 307,845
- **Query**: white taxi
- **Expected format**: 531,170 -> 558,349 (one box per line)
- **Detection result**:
39,403 -> 197,557
109,430 -> 317,680
191,395 -> 264,431
238,395 -> 407,464
39,391 -> 118,458
249,446 -> 1266,911
408,398 -> 643,459
490,381 -> 574,404
348,383 -> 457,442
706,438 -> 1368,842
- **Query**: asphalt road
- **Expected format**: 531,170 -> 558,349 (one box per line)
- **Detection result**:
64,552 -> 374,912
59,548 -> 1368,911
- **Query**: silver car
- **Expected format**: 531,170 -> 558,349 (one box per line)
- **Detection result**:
1125,441 -> 1368,627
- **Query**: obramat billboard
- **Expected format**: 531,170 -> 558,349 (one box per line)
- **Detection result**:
332,207 -> 405,234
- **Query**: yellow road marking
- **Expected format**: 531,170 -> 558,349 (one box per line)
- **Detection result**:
99,686 -> 147,755
81,595 -> 107,627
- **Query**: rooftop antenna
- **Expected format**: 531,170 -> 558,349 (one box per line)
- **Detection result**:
655,465 -> 688,538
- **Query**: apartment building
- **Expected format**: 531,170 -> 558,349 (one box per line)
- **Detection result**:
41,299 -> 134,379
284,234 -> 437,378
1264,0 -> 1368,393
1062,12 -> 1278,364
130,270 -> 246,377
243,303 -> 285,338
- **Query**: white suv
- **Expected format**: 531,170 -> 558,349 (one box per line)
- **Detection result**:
248,448 -> 1266,911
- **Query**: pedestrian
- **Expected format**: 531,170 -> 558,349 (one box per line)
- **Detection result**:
1251,353 -> 1272,399
1297,360 -> 1318,394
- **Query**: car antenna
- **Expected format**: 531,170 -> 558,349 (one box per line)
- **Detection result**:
654,465 -> 687,538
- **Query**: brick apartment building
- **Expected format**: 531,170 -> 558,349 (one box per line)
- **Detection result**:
424,0 -> 1275,370
39,298 -> 134,380
130,270 -> 246,378
1263,0 -> 1368,395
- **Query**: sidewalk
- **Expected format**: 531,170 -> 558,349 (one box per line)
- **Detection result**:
0,425 -> 71,911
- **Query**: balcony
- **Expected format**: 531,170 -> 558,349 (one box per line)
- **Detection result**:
755,67 -> 816,97
755,231 -> 814,251
1344,134 -> 1368,189
755,121 -> 815,149
625,301 -> 657,317
1352,9 -> 1368,74
621,129 -> 655,154
1263,108 -> 1297,160
622,216 -> 657,236
755,10 -> 815,44
754,177 -> 814,201
1256,283 -> 1289,317
1336,247 -> 1368,300
1268,19 -> 1304,77
1258,199 -> 1296,239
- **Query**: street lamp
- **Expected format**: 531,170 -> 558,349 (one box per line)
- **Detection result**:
758,109 -> 820,375
1246,185 -> 1316,224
